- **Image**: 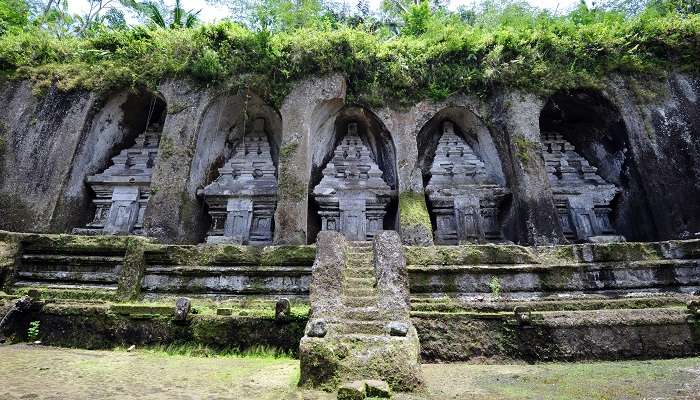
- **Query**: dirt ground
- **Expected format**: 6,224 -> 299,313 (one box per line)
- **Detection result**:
2,344 -> 700,399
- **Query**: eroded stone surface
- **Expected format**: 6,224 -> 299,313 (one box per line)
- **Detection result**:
299,231 -> 423,392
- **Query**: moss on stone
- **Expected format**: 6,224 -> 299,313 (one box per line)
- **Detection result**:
399,191 -> 432,231
404,244 -> 535,266
159,136 -> 175,160
277,168 -> 306,202
117,237 -> 154,301
279,142 -> 298,162
513,134 -> 537,166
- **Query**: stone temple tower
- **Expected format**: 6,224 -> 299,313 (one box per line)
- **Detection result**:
313,122 -> 394,241
73,124 -> 161,235
426,121 -> 510,244
542,132 -> 622,242
199,118 -> 278,245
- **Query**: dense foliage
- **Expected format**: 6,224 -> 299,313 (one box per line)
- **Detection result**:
0,0 -> 698,106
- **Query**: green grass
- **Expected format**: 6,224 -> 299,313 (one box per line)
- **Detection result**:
120,342 -> 295,359
0,6 -> 698,107
435,358 -> 700,399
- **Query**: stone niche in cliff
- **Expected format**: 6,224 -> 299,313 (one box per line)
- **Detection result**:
540,89 -> 656,242
73,96 -> 166,235
312,122 -> 395,241
426,121 -> 511,244
418,109 -> 513,245
542,131 -> 622,242
199,117 -> 278,244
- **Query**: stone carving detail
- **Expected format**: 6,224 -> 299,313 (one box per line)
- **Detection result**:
199,118 -> 277,244
74,124 -> 161,235
426,121 -> 510,244
542,132 -> 622,242
312,122 -> 394,241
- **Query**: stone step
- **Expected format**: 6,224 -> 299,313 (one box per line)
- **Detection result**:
343,283 -> 375,291
342,296 -> 378,307
410,297 -> 451,304
343,307 -> 381,321
345,268 -> 375,278
345,254 -> 373,262
345,277 -> 376,286
343,287 -> 377,297
329,320 -> 388,335
348,241 -> 373,248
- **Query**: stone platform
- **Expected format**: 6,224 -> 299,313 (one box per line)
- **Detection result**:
2,230 -> 700,373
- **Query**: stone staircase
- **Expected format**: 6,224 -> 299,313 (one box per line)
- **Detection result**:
299,231 -> 423,392
328,242 -> 384,336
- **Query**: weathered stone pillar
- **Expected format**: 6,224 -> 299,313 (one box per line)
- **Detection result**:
115,236 -> 153,301
373,231 -> 411,320
0,231 -> 21,291
375,107 -> 433,245
488,91 -> 564,245
273,74 -> 346,245
143,81 -> 212,243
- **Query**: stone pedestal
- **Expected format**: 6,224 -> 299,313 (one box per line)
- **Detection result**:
73,126 -> 161,235
543,132 -> 622,242
313,123 -> 395,241
426,121 -> 510,244
199,118 -> 277,245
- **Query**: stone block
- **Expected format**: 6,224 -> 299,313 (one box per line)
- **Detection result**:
337,381 -> 366,400
365,380 -> 391,398
275,298 -> 290,320
174,297 -> 191,321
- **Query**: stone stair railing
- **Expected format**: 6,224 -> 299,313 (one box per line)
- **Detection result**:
299,230 -> 423,392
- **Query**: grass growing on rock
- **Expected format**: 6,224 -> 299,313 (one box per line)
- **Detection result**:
0,5 -> 698,106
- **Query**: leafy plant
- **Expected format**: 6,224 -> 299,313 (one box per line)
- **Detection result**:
0,0 -> 697,106
27,320 -> 40,341
138,0 -> 201,29
489,276 -> 501,298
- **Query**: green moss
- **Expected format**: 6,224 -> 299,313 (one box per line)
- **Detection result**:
279,142 -> 298,162
404,244 -> 535,266
2,9 -> 698,108
159,136 -> 175,160
513,134 -> 537,165
277,168 -> 306,202
399,191 -> 432,231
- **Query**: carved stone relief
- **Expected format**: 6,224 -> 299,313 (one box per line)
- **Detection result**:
312,122 -> 394,241
199,118 -> 277,244
426,121 -> 510,244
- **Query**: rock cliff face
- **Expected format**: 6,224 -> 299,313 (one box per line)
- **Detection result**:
0,72 -> 698,245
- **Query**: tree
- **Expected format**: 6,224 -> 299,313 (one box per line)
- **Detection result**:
138,0 -> 201,29
401,0 -> 430,35
215,0 -> 332,31
0,0 -> 29,33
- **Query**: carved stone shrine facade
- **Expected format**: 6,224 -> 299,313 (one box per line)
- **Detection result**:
74,124 -> 161,235
199,118 -> 278,244
312,122 -> 394,241
542,132 -> 622,242
426,121 -> 510,244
